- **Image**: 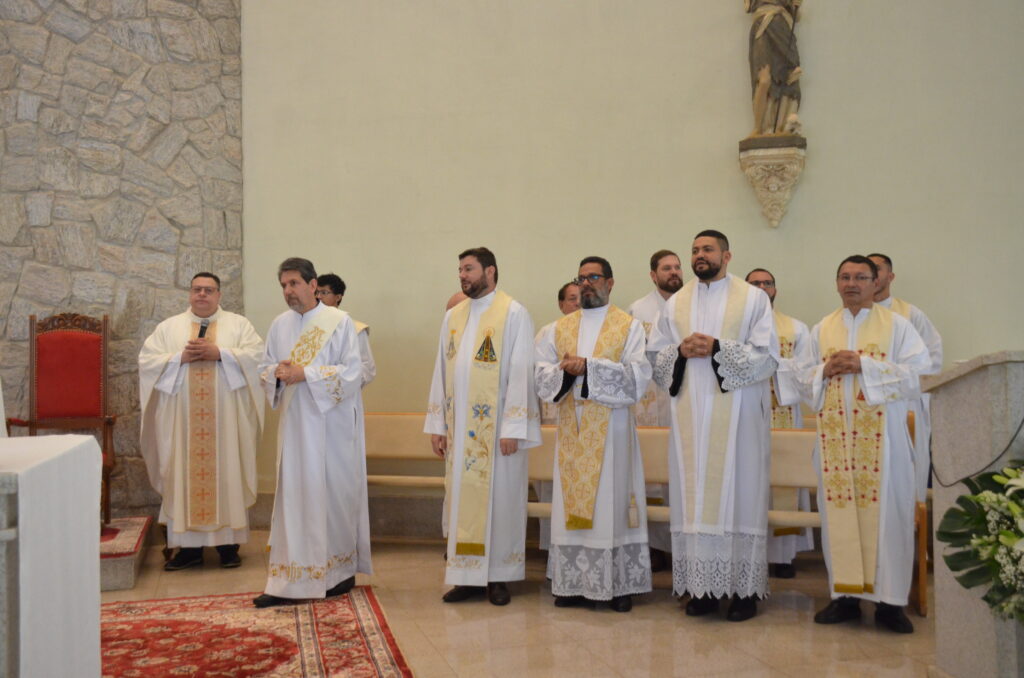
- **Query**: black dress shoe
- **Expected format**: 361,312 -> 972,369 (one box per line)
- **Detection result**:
771,563 -> 796,579
726,596 -> 757,622
487,582 -> 511,606
875,603 -> 914,634
215,544 -> 241,568
685,595 -> 720,616
442,585 -> 485,603
814,596 -> 862,624
649,548 -> 670,573
609,595 -> 632,613
553,595 -> 595,609
253,593 -> 300,608
164,547 -> 203,571
327,576 -> 355,597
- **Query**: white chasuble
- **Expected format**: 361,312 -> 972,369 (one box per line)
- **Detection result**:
139,308 -> 264,547
877,296 -> 943,502
425,290 -> 542,586
647,274 -> 777,598
766,308 -> 815,564
784,305 -> 929,604
536,305 -> 653,600
259,302 -> 372,599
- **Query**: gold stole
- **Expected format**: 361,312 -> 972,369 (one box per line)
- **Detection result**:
817,305 -> 892,594
354,320 -> 369,335
554,306 -> 633,530
278,306 -> 346,425
187,320 -> 218,528
443,291 -> 513,556
770,309 -> 800,534
888,297 -> 912,320
673,276 -> 750,532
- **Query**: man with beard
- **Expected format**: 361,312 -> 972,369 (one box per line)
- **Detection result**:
254,258 -> 372,608
536,256 -> 653,611
867,253 -> 943,504
745,268 -> 814,579
647,230 -> 777,621
627,250 -> 684,570
315,273 -> 375,388
779,256 -> 929,633
425,247 -> 542,605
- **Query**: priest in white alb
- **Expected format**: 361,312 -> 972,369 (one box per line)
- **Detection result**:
536,256 -> 653,612
868,253 -> 943,503
777,255 -> 929,634
425,247 -> 541,606
745,267 -> 815,579
253,257 -> 372,608
647,230 -> 777,622
139,272 -> 264,571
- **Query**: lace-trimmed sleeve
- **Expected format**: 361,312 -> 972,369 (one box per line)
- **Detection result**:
713,339 -> 777,391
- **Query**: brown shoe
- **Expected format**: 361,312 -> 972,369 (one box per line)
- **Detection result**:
442,585 -> 485,603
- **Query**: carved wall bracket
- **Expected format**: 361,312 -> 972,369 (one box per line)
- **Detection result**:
738,135 -> 806,227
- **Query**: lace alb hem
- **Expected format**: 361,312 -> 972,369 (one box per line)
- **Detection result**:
714,340 -> 777,391
671,531 -> 768,598
548,542 -> 652,600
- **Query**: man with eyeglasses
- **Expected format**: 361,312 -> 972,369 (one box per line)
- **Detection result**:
867,253 -> 943,506
425,247 -> 542,606
778,255 -> 929,633
139,272 -> 265,571
745,268 -> 814,580
647,230 -> 778,622
536,256 -> 653,612
316,272 -> 376,389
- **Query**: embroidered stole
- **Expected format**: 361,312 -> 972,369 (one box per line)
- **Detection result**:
443,291 -> 512,556
554,306 -> 632,530
354,320 -> 369,335
769,309 -> 801,533
187,319 -> 218,528
278,306 -> 346,423
817,305 -> 893,594
673,277 -> 750,532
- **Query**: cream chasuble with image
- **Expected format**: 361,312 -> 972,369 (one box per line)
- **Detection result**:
260,303 -> 372,599
425,290 -> 541,586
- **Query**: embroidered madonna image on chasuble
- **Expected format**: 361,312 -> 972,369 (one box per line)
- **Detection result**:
442,292 -> 513,556
554,306 -> 632,530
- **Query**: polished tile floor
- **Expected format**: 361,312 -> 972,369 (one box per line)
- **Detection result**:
102,532 -> 936,677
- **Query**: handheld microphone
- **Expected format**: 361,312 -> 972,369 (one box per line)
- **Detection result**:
198,318 -> 210,338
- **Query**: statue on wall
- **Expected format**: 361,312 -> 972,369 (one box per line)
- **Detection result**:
746,0 -> 802,137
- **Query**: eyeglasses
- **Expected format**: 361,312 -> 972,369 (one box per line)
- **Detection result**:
190,286 -> 219,295
748,280 -> 775,288
837,275 -> 874,283
573,274 -> 605,286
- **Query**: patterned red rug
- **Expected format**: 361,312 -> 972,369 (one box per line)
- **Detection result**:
101,588 -> 412,677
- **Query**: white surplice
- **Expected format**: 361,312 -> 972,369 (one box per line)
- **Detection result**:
536,305 -> 653,600
424,290 -> 542,586
647,275 -> 777,599
355,324 -> 377,388
777,306 -> 930,605
139,308 -> 264,547
767,310 -> 815,565
877,296 -> 943,502
260,302 -> 372,598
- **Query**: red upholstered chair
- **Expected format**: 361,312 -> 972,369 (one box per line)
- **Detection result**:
6,314 -> 117,524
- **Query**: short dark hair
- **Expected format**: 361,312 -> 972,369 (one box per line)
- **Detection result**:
579,256 -> 613,279
191,271 -> 221,289
458,247 -> 498,284
317,273 -> 346,296
649,249 -> 679,272
278,257 -> 317,283
745,268 -> 775,285
557,281 -> 578,302
836,255 -> 878,279
694,229 -> 730,251
866,252 -> 893,270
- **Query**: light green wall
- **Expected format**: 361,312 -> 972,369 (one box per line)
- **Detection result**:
242,0 -> 1024,419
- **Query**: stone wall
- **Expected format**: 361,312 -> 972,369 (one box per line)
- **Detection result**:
0,0 -> 242,516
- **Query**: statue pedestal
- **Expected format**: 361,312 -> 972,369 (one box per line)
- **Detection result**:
738,134 -> 806,227
923,351 -> 1024,678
